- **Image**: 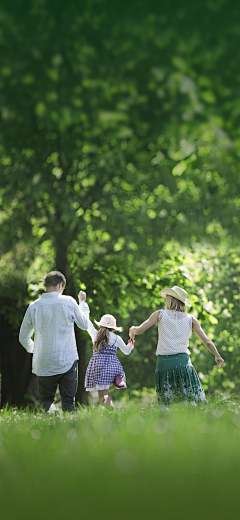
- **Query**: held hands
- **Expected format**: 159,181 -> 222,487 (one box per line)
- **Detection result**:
128,336 -> 135,350
215,356 -> 225,369
78,290 -> 86,303
128,328 -> 136,351
128,328 -> 135,350
129,326 -> 137,337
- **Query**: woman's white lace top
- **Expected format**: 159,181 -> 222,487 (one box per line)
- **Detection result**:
156,309 -> 192,356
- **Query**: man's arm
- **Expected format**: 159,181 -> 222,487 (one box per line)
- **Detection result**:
72,290 -> 90,330
19,306 -> 35,353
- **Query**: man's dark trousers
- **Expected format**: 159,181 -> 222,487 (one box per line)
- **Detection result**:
39,360 -> 78,412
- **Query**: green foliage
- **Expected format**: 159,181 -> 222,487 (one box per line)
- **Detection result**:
1,0 -> 240,398
1,0 -> 240,266
103,243 -> 240,396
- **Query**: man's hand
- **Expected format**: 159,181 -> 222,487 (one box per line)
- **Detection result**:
78,290 -> 86,303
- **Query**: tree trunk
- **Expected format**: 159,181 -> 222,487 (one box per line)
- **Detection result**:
75,328 -> 89,406
0,312 -> 36,408
55,240 -> 72,282
55,239 -> 89,406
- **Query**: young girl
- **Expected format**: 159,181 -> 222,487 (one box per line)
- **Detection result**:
85,314 -> 134,409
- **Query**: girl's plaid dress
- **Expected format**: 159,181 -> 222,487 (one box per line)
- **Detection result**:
85,320 -> 133,391
85,337 -> 127,390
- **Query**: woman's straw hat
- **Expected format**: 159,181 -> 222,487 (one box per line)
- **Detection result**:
94,314 -> 122,331
160,285 -> 191,307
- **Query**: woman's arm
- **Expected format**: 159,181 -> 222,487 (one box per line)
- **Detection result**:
192,316 -> 225,368
129,310 -> 160,337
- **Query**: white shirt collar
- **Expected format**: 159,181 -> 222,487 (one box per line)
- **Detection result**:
41,292 -> 60,297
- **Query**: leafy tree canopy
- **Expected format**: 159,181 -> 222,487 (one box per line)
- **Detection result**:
1,0 -> 240,398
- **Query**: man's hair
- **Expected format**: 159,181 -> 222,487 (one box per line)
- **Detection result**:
45,271 -> 66,288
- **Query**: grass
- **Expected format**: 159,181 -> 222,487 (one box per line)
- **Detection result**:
0,393 -> 240,520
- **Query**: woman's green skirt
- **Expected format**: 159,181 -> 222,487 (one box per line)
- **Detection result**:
155,353 -> 206,405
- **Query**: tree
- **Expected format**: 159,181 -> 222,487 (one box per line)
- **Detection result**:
1,0 -> 240,405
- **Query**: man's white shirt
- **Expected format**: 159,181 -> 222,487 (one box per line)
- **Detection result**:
19,292 -> 89,376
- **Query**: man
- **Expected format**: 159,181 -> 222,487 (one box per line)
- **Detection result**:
19,271 -> 89,412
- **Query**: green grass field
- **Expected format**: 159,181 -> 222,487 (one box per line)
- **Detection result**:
0,394 -> 239,520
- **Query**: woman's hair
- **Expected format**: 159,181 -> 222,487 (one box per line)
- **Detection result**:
93,327 -> 114,353
165,295 -> 187,313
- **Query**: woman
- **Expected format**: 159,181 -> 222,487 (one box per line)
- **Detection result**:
129,285 -> 224,405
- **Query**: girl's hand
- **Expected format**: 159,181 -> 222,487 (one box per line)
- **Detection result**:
215,356 -> 225,369
128,336 -> 135,349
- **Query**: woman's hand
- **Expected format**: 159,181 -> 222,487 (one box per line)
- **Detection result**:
129,326 -> 137,337
129,311 -> 160,337
215,356 -> 225,369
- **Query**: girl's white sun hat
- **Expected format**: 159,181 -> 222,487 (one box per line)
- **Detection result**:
94,314 -> 122,331
160,285 -> 192,307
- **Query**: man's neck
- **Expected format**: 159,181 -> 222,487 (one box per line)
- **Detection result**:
46,287 -> 62,294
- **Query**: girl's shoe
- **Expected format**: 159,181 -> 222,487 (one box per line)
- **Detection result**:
104,395 -> 114,409
115,376 -> 127,389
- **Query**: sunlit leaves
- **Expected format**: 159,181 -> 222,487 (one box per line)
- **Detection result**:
35,102 -> 46,116
151,152 -> 165,165
1,156 -> 12,165
52,168 -> 63,179
172,161 -> 187,176
1,0 -> 240,396
201,91 -> 216,104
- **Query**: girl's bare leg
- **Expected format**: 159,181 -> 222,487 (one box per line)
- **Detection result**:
98,389 -> 114,409
98,389 -> 107,404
